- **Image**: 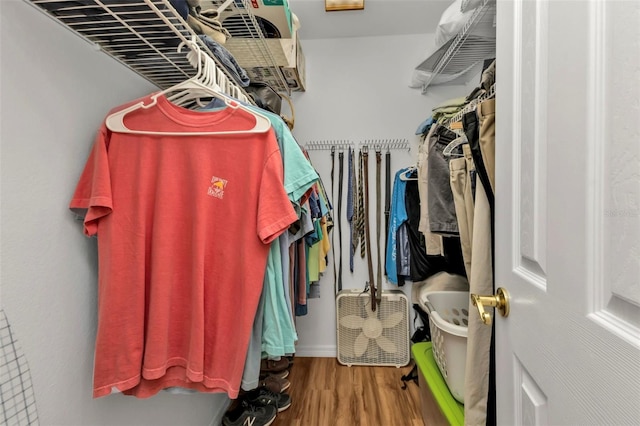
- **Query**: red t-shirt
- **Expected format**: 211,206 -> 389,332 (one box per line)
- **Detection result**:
70,95 -> 297,398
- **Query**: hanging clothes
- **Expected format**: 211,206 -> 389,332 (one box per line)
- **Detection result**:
199,102 -> 318,389
462,99 -> 496,426
69,94 -> 297,399
385,168 -> 411,285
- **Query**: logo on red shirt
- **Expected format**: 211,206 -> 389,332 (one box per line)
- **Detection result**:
207,176 -> 228,199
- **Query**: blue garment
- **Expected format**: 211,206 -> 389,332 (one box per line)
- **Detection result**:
385,168 -> 410,285
308,191 -> 321,219
415,116 -> 434,135
168,0 -> 189,19
198,34 -> 250,87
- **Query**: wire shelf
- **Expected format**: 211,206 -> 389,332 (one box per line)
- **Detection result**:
446,82 -> 496,127
27,0 -> 288,98
419,0 -> 496,93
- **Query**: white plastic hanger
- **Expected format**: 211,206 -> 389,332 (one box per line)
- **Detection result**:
399,166 -> 418,181
105,37 -> 269,136
443,134 -> 468,157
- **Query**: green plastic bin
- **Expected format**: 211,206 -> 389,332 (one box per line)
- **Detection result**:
412,342 -> 464,426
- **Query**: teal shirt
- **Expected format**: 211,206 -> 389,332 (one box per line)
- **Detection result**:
202,104 -> 318,357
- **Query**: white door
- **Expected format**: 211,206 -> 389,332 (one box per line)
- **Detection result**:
495,0 -> 640,424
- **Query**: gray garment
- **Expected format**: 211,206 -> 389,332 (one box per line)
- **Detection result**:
241,287 -> 266,391
279,233 -> 295,330
428,125 -> 460,236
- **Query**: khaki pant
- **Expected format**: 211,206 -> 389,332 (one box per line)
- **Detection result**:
478,100 -> 496,193
449,144 -> 475,279
464,178 -> 493,426
449,98 -> 495,426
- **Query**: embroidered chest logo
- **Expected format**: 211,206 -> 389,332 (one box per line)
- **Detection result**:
207,176 -> 228,199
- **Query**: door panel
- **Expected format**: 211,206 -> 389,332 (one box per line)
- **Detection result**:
594,0 -> 640,340
514,359 -> 548,426
517,0 -> 547,281
496,0 -> 640,425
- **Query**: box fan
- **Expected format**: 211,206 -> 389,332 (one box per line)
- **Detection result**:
336,290 -> 410,367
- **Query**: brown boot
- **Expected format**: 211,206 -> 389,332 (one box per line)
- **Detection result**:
260,358 -> 289,374
259,376 -> 291,394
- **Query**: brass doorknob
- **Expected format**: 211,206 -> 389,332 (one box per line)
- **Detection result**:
470,287 -> 510,325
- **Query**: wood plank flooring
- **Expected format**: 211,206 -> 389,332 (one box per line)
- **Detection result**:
273,357 -> 423,426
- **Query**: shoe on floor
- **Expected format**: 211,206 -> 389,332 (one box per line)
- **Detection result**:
222,400 -> 277,426
260,368 -> 289,381
246,385 -> 292,412
259,375 -> 291,394
260,357 -> 290,374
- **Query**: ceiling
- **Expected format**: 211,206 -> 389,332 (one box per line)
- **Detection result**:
287,0 -> 452,40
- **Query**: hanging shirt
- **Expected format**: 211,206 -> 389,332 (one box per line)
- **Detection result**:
386,168 -> 410,285
203,102 -> 318,360
69,94 -> 297,399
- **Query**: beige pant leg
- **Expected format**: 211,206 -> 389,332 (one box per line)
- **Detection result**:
464,179 -> 493,426
449,157 -> 472,278
478,99 -> 496,193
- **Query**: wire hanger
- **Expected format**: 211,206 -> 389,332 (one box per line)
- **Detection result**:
105,37 -> 271,136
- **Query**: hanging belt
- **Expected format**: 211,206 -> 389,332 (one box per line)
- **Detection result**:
384,149 -> 391,276
357,150 -> 366,259
330,146 -> 337,294
347,148 -> 355,273
362,147 -> 377,311
337,150 -> 344,292
375,148 -> 382,304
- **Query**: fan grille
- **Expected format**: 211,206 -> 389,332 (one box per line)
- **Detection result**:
336,291 -> 410,367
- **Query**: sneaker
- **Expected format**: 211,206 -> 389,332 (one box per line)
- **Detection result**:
246,386 -> 292,412
222,400 -> 277,426
259,376 -> 290,394
260,358 -> 289,374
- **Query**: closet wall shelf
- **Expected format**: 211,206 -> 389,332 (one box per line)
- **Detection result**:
27,0 -> 289,97
446,83 -> 496,128
419,0 -> 496,93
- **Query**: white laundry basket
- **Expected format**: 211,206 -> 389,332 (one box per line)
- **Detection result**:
419,291 -> 469,404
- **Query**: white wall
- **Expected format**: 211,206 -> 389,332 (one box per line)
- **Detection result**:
289,34 -> 481,356
0,1 -> 228,424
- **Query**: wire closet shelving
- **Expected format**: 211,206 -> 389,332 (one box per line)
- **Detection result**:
27,0 -> 290,98
418,0 -> 496,93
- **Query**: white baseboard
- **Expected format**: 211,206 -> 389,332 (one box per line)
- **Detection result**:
295,345 -> 336,357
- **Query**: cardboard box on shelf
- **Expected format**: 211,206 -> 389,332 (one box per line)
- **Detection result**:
246,36 -> 305,92
218,0 -> 294,39
224,30 -> 297,69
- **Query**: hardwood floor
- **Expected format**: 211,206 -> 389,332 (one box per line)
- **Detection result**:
273,357 -> 423,426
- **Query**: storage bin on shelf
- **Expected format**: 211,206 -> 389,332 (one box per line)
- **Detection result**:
419,290 -> 470,404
